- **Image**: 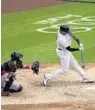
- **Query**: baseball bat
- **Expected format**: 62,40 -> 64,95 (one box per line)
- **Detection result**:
80,51 -> 85,68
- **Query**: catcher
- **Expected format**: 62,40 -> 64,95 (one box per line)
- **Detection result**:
1,52 -> 40,96
1,52 -> 23,96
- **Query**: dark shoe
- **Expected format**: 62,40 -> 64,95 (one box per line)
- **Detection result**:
1,91 -> 10,96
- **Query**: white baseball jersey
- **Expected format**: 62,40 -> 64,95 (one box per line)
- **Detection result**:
57,30 -> 72,51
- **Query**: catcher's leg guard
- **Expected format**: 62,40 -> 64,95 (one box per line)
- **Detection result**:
17,85 -> 23,92
10,85 -> 23,92
1,76 -> 14,96
9,80 -> 23,93
3,80 -> 13,92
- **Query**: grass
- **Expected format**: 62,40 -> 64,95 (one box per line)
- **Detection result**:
1,2 -> 95,63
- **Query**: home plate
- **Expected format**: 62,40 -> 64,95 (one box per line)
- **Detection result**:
86,86 -> 95,90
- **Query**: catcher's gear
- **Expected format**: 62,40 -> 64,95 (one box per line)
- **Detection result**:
16,60 -> 23,68
1,60 -> 17,73
1,72 -> 16,96
11,52 -> 23,61
60,24 -> 70,33
11,52 -> 23,68
1,91 -> 10,96
31,61 -> 40,75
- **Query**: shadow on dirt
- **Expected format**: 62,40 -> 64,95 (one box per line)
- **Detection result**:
32,80 -> 94,88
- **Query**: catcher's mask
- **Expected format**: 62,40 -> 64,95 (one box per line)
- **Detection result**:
60,24 -> 70,33
11,52 -> 23,61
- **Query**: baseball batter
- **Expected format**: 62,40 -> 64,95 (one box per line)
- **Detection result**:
43,24 -> 94,86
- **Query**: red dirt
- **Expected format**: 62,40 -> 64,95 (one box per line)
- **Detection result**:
2,101 -> 95,110
2,63 -> 95,110
1,0 -> 64,14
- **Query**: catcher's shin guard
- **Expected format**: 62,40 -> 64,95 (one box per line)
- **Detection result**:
1,79 -> 13,96
2,73 -> 15,96
2,78 -> 14,92
9,85 -> 23,92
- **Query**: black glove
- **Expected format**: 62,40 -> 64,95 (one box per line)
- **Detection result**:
31,61 -> 40,75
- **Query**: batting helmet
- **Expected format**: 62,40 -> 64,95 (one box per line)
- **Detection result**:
11,52 -> 23,61
60,24 -> 70,33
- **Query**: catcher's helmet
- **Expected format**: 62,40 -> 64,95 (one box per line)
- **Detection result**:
11,52 -> 23,61
60,24 -> 70,33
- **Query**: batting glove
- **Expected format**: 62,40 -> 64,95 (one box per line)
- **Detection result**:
79,43 -> 84,52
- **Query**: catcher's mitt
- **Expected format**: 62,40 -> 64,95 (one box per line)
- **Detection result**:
31,61 -> 40,75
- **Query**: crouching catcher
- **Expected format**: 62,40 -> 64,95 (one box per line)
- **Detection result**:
1,52 -> 23,96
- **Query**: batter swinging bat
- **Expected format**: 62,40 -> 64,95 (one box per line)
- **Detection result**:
80,51 -> 85,68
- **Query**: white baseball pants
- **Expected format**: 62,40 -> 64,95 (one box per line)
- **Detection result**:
46,49 -> 88,80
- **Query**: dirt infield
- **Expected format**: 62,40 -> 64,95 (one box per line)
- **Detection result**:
1,63 -> 95,110
1,0 -> 95,109
2,101 -> 95,110
1,0 -> 65,13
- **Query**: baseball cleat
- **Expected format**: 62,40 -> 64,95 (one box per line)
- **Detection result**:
82,78 -> 94,83
43,74 -> 48,86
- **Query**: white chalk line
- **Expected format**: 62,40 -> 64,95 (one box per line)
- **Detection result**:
85,87 -> 95,90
